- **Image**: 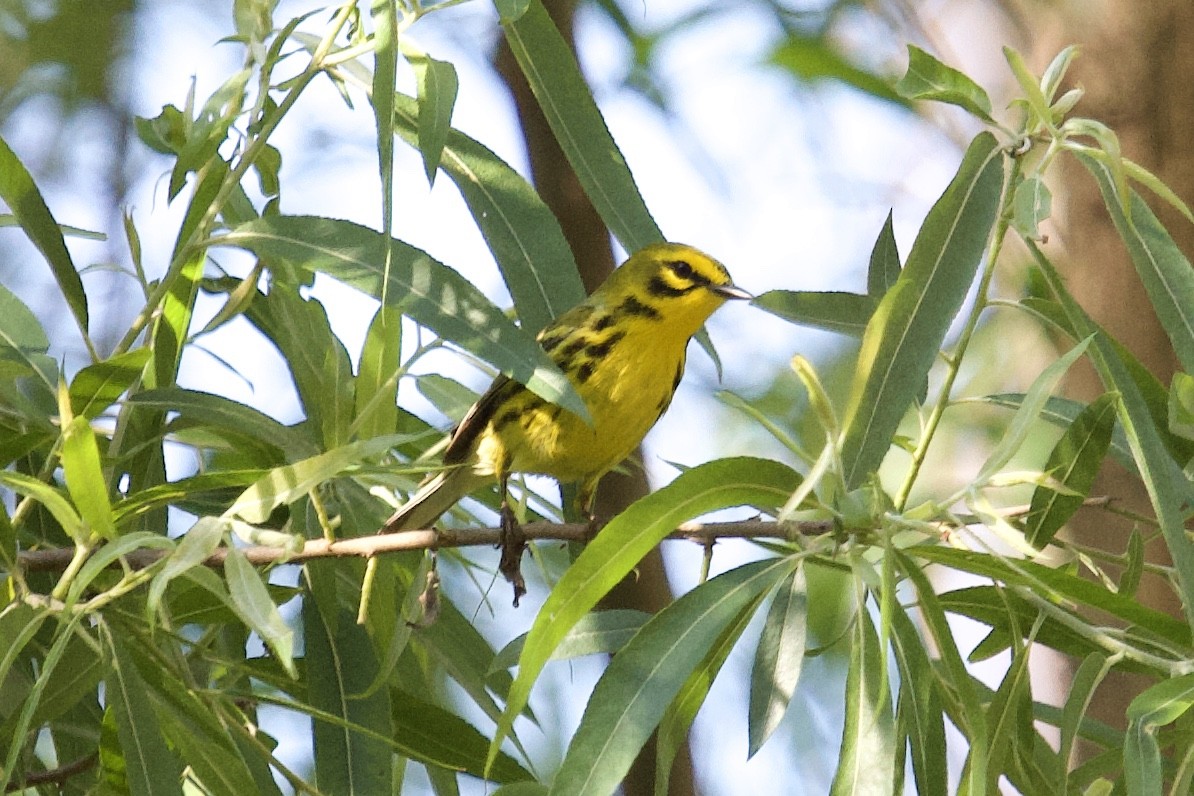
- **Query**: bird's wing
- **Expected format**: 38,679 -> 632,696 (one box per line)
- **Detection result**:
442,375 -> 516,466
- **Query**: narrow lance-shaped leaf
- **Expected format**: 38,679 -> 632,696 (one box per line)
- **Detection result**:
371,0 -> 398,251
61,416 -> 116,541
840,132 -> 1004,488
867,211 -> 901,297
752,291 -> 878,337
105,632 -> 184,796
1025,392 -> 1117,549
1078,152 -> 1194,374
70,349 -> 153,421
889,599 -> 947,796
549,558 -> 798,796
748,564 -> 809,757
224,547 -> 295,677
498,0 -> 662,253
391,689 -> 531,783
302,581 -> 394,794
830,605 -> 896,795
403,43 -> 459,187
0,133 -> 90,337
974,336 -> 1090,483
656,592 -> 766,795
489,457 -> 799,774
212,216 -> 588,421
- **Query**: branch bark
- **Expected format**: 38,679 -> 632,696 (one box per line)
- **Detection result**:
15,519 -> 833,573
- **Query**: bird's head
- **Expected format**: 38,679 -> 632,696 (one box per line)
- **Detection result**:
600,242 -> 752,338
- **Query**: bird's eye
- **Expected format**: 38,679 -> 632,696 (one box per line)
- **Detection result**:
668,260 -> 695,280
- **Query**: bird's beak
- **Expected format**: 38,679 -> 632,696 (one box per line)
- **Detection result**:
712,283 -> 753,301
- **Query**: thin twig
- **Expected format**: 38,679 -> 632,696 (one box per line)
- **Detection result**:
15,519 -> 831,573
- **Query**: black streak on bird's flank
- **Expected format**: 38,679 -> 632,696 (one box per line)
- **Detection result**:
618,295 -> 661,320
561,337 -> 588,358
647,275 -> 692,298
576,362 -> 595,383
585,331 -> 626,359
592,314 -> 615,331
539,331 -> 568,352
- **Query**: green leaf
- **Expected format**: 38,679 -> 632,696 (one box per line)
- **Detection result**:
403,45 -> 459,187
353,302 -> 402,441
1032,241 -> 1194,633
227,435 -> 407,524
0,471 -> 81,538
1127,672 -> 1194,726
548,558 -> 797,796
1011,175 -> 1052,240
392,689 -> 531,783
415,374 -> 479,424
70,349 -> 153,420
1078,152 -> 1194,374
1060,654 -> 1112,795
840,132 -> 1004,488
303,591 -> 393,795
984,623 -> 1036,794
490,457 -> 798,773
747,565 -> 808,757
656,592 -> 763,795
146,516 -> 225,621
914,546 -> 1190,648
498,0 -> 662,253
212,215 -> 588,421
1025,392 -> 1116,548
769,34 -> 909,108
386,91 -> 586,333
128,386 -> 314,461
1124,719 -> 1163,796
1004,46 -> 1056,132
895,549 -> 987,791
61,416 -> 117,540
889,600 -> 947,796
895,46 -> 994,122
1170,371 -> 1194,441
490,609 -> 650,672
975,337 -> 1090,484
224,546 -> 295,677
318,48 -> 587,333
867,211 -> 901,297
0,133 -> 89,336
106,633 -> 183,796
0,280 -> 50,362
371,0 -> 398,249
831,605 -> 896,795
752,291 -> 878,337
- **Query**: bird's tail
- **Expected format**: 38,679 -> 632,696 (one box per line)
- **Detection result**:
380,465 -> 488,534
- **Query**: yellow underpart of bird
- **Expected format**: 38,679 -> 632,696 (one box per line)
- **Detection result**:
381,241 -> 752,536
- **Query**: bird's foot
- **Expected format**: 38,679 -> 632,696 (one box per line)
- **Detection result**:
583,514 -> 605,542
498,502 -> 527,607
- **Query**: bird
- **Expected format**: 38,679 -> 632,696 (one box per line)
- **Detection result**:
380,242 -> 751,602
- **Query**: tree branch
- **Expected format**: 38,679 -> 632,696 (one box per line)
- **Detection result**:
15,518 -> 834,574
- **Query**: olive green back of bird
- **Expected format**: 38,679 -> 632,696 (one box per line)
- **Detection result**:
382,242 -> 750,534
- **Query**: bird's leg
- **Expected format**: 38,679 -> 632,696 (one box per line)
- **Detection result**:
496,477 -> 527,607
576,480 -> 604,542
